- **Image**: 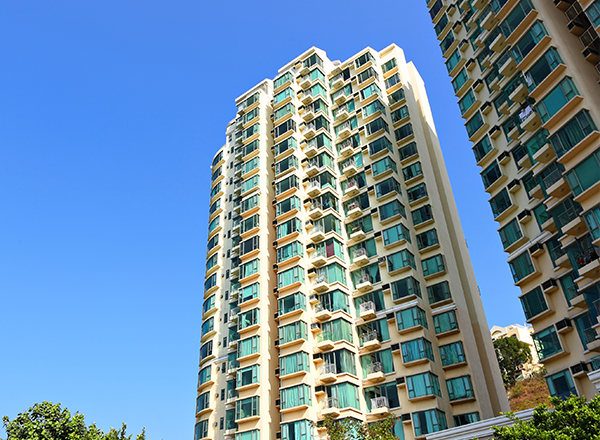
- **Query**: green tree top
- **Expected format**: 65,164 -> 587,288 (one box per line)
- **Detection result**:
493,336 -> 532,387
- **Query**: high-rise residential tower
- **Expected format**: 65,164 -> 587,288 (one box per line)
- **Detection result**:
426,0 -> 600,398
195,45 -> 508,440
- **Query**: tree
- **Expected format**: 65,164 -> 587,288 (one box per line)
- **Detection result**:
492,395 -> 600,440
318,414 -> 401,440
2,402 -> 147,440
493,336 -> 532,388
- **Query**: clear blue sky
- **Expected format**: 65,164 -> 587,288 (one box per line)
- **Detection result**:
0,1 -> 526,439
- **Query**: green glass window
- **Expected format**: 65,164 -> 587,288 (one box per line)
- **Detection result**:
360,348 -> 394,378
446,375 -> 474,400
403,161 -> 422,181
382,58 -> 397,73
203,295 -> 215,315
235,396 -> 259,420
376,177 -> 401,198
412,204 -> 433,225
279,351 -> 309,376
275,174 -> 299,195
206,253 -> 218,271
526,48 -> 563,89
319,289 -> 350,313
238,308 -> 259,330
274,72 -> 292,89
325,382 -> 360,410
520,286 -> 548,320
454,412 -> 480,427
351,263 -> 381,288
439,341 -> 465,366
240,194 -> 259,213
274,136 -> 297,156
277,241 -> 303,263
490,188 -> 512,218
274,87 -> 293,104
354,290 -> 385,317
274,154 -> 298,175
387,249 -> 416,272
240,283 -> 259,304
281,420 -> 312,440
360,83 -> 382,100
511,21 -> 548,64
586,1 -> 600,27
368,136 -> 393,156
385,73 -> 401,89
383,223 -> 411,246
481,161 -> 502,189
281,384 -> 311,410
583,205 -> 600,240
201,317 -> 214,337
389,88 -> 406,105
396,306 -> 428,331
198,365 -> 211,387
209,199 -> 220,215
208,216 -> 220,234
532,326 -> 562,360
278,266 -> 305,288
346,215 -> 374,236
499,219 -> 523,249
241,259 -> 259,279
195,420 -> 208,440
324,348 -> 357,375
413,409 -> 447,436
546,369 -> 577,399
422,254 -> 445,276
391,105 -> 409,123
391,276 -> 421,301
445,49 -> 461,73
210,181 -> 221,199
565,149 -> 600,196
452,68 -> 469,93
466,111 -> 484,137
235,430 -> 259,440
348,238 -> 377,263
407,372 -> 441,398
434,13 -> 448,36
236,364 -> 259,387
509,252 -> 535,282
427,281 -> 451,304
379,200 -> 406,220
321,318 -> 354,344
237,336 -> 259,358
401,337 -> 434,363
276,218 -> 301,238
433,310 -> 458,334
416,228 -> 438,250
536,77 -> 579,122
459,89 -> 476,115
372,156 -> 398,177
204,273 -> 217,291
278,320 -> 308,344
499,0 -> 535,36
395,123 -> 414,142
196,392 -> 209,412
366,117 -> 389,136
364,382 -> 400,411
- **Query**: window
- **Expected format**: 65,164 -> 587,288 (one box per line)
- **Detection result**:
587,1 -> 600,26
454,412 -> 480,427
319,289 -> 350,313
317,262 -> 347,286
325,382 -> 360,410
275,174 -> 299,195
235,396 -> 259,420
278,292 -> 307,315
520,287 -> 548,320
533,326 -> 562,360
536,77 -> 579,122
407,372 -> 441,398
401,337 -> 434,363
206,253 -> 218,271
422,254 -> 445,277
278,320 -> 308,344
445,49 -> 461,73
466,111 -> 484,138
360,83 -> 381,100
490,188 -> 512,218
196,392 -> 209,412
508,252 -> 535,283
240,194 -> 259,213
240,283 -> 259,304
238,308 -> 259,330
240,236 -> 259,256
481,161 -> 502,189
203,295 -> 215,315
383,223 -> 411,246
413,409 -> 447,436
583,205 -> 600,241
235,430 -> 259,440
452,69 -> 469,93
376,177 -> 401,198
195,420 -> 208,440
364,382 -> 400,411
433,310 -> 458,334
211,166 -> 222,183
204,273 -> 217,292
427,281 -> 451,304
395,123 -> 413,142
366,117 -> 389,136
565,149 -> 600,196
382,58 -> 397,73
387,249 -> 416,272
525,48 -> 563,89
348,238 -> 376,263
459,89 -> 476,115
358,67 -> 378,84
440,341 -> 465,367
346,215 -> 374,236
362,99 -> 386,118
360,348 -> 394,377
396,306 -> 428,331
402,161 -> 422,181
274,72 -> 292,89
198,366 -> 211,387
241,259 -> 259,279
274,136 -> 297,156
389,88 -> 405,105
546,369 -> 577,399
321,318 -> 354,344
201,318 -> 214,337
499,0 -> 535,36
499,219 -> 523,249
277,241 -> 303,263
372,156 -> 398,177
379,200 -> 406,221
355,51 -> 376,68
209,199 -> 221,215
324,348 -> 357,375
274,87 -> 293,105
281,420 -> 312,440
416,229 -> 438,250
236,364 -> 259,387
280,351 -> 310,376
391,276 -> 421,301
385,73 -> 401,89
354,290 -> 385,317
412,204 -> 433,225
237,336 -> 259,358
368,136 -> 393,156
276,196 -> 301,216
278,266 -> 305,288
275,155 -> 298,175
511,21 -> 548,64
277,218 -> 301,238
446,375 -> 474,401
407,183 -> 427,203
281,384 -> 312,410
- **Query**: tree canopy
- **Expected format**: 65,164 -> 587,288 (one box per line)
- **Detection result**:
318,414 -> 401,440
493,336 -> 532,387
2,402 -> 147,440
493,395 -> 600,440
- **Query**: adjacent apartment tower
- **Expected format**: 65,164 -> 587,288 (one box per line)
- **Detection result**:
195,45 -> 508,440
426,0 -> 600,398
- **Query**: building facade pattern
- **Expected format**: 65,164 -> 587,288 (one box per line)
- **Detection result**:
196,45 -> 508,440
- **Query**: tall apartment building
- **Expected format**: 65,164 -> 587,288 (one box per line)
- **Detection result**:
425,0 -> 600,399
195,45 -> 508,440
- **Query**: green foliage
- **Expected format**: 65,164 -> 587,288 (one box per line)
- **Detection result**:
2,402 -> 147,440
493,337 -> 532,387
319,414 -> 400,440
493,395 -> 600,440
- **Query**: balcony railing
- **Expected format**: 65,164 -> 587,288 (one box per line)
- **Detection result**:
336,120 -> 354,134
575,247 -> 600,268
583,328 -> 598,344
337,137 -> 355,151
551,246 -> 566,262
594,300 -> 600,317
370,396 -> 389,410
302,123 -> 317,135
359,300 -> 376,315
353,247 -> 368,260
557,206 -> 581,229
307,181 -> 322,192
518,106 -> 534,123
542,167 -> 563,189
565,284 -> 582,301
590,354 -> 600,372
317,330 -> 334,343
311,248 -> 326,260
322,397 -> 339,410
313,273 -> 329,286
366,361 -> 383,375
315,302 -> 330,313
319,363 -> 337,376
227,360 -> 240,374
342,160 -> 358,171
361,329 -> 380,344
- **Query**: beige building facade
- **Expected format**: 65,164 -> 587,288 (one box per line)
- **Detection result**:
195,45 -> 509,440
426,0 -> 600,400
490,323 -> 542,377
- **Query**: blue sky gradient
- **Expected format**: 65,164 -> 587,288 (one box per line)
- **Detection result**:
0,1 -> 525,439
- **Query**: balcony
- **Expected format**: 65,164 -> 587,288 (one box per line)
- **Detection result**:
312,274 -> 329,292
319,363 -> 337,383
225,389 -> 239,406
352,247 -> 370,266
365,362 -> 385,382
532,142 -> 555,164
348,226 -> 366,241
355,273 -> 374,292
331,73 -> 345,90
301,90 -> 315,105
338,138 -> 355,157
309,224 -> 326,242
583,328 -> 600,352
226,360 -> 239,376
369,396 -> 391,415
336,120 -> 354,139
342,159 -> 358,176
306,180 -> 322,197
302,123 -> 317,139
308,203 -> 324,220
344,180 -> 360,197
303,139 -> 319,157
316,331 -> 335,351
334,89 -> 350,105
576,248 -> 600,285
359,301 -> 377,320
315,302 -> 333,321
346,201 -> 364,218
321,397 -> 340,417
361,330 -> 381,350
519,106 -> 541,132
311,250 -> 327,267
509,83 -> 528,103
481,10 -> 498,30
305,159 -> 320,176
558,207 -> 585,237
